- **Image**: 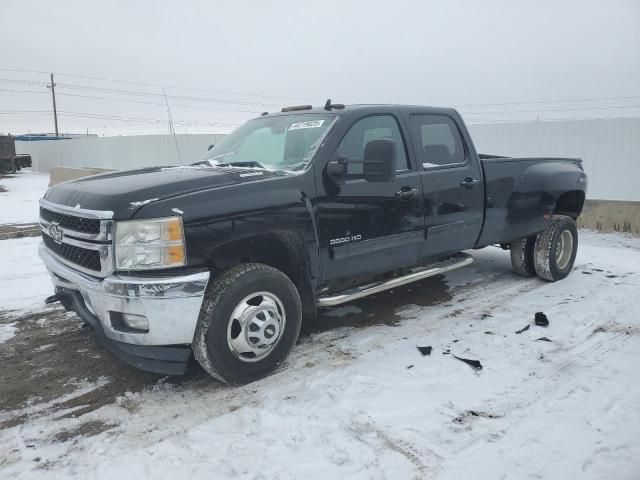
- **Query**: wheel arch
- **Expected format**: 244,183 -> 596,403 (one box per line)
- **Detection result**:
205,230 -> 317,323
553,190 -> 585,219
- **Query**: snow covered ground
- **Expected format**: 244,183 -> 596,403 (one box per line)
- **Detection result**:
1,171 -> 639,478
1,231 -> 639,479
0,170 -> 49,224
0,236 -> 53,313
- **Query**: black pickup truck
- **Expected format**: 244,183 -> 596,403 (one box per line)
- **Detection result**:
39,103 -> 587,383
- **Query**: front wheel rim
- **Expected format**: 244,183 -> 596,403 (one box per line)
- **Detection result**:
555,229 -> 574,270
226,291 -> 286,363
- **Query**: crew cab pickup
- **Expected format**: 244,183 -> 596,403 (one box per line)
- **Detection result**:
39,103 -> 588,383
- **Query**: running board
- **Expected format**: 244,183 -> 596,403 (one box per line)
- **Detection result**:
316,253 -> 473,308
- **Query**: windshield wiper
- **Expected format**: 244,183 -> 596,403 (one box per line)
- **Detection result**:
217,160 -> 265,169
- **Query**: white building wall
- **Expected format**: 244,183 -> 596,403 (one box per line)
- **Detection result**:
467,117 -> 640,202
16,134 -> 225,174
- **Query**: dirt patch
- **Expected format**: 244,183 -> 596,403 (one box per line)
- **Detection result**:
52,420 -> 118,443
0,308 -> 175,427
0,223 -> 40,240
0,273 -> 454,432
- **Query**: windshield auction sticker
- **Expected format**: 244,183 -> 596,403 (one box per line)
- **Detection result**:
288,120 -> 325,130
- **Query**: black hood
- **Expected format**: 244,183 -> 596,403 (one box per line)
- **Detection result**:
44,166 -> 284,218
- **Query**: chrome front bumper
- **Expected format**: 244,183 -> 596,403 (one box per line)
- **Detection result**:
39,243 -> 209,346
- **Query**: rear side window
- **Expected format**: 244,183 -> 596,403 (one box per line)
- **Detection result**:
408,114 -> 466,169
335,115 -> 410,174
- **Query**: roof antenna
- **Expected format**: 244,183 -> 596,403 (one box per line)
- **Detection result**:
163,88 -> 182,165
324,99 -> 332,111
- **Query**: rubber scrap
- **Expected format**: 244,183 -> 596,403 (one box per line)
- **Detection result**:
452,354 -> 483,371
516,324 -> 530,334
535,312 -> 549,327
417,346 -> 432,356
536,337 -> 552,342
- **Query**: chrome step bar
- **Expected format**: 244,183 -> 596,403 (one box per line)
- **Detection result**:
316,253 -> 473,307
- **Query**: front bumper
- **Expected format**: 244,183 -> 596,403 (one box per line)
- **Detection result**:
39,243 -> 210,374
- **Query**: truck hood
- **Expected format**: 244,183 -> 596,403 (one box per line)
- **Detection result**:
43,165 -> 285,218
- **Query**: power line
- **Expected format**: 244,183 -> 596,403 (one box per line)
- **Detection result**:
0,67 -> 318,102
454,95 -> 640,109
464,113 -> 640,124
0,110 -> 240,127
462,104 -> 640,116
0,88 -> 49,95
5,83 -> 640,117
0,88 -> 262,115
57,111 -> 240,127
54,92 -> 261,115
0,76 -> 295,108
3,71 -> 640,110
54,82 -> 285,107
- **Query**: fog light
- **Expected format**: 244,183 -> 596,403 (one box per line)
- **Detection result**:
122,313 -> 149,332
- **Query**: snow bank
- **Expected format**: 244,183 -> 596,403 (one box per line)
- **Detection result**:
0,170 -> 49,224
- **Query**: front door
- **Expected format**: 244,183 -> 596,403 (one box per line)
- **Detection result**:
404,112 -> 484,259
316,114 -> 423,283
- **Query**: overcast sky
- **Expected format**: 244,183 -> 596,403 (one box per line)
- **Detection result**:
1,0 -> 639,136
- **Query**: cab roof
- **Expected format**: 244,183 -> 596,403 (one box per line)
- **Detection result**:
262,103 -> 459,118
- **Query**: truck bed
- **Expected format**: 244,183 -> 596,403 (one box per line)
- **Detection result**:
476,155 -> 584,247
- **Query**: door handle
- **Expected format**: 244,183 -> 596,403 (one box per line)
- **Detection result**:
395,187 -> 417,200
460,177 -> 479,189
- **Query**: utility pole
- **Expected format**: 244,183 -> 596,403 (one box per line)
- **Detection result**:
47,73 -> 59,137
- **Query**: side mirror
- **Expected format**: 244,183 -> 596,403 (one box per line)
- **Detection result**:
362,138 -> 396,182
326,157 -> 348,185
207,144 -> 215,151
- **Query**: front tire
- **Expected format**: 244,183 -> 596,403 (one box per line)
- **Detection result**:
534,215 -> 578,281
193,263 -> 302,384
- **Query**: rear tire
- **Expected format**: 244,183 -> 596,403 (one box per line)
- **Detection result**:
510,236 -> 536,277
534,215 -> 578,282
193,263 -> 302,384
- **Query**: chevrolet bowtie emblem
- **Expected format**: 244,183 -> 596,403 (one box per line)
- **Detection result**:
49,222 -> 63,244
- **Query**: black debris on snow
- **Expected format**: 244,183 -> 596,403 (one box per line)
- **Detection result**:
535,312 -> 549,327
452,354 -> 483,371
516,324 -> 530,334
536,337 -> 552,342
417,346 -> 432,356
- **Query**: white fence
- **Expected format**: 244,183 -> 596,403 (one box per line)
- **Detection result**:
467,117 -> 640,202
15,117 -> 640,202
16,134 -> 226,173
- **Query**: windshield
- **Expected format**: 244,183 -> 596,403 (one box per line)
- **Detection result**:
201,113 -> 336,172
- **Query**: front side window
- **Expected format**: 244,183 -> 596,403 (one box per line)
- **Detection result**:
201,113 -> 336,172
335,115 -> 409,175
408,114 -> 466,169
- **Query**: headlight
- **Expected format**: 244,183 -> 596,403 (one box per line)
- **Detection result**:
114,217 -> 186,270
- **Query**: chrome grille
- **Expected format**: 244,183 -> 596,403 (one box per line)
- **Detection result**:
40,207 -> 100,234
39,199 -> 114,277
42,232 -> 102,272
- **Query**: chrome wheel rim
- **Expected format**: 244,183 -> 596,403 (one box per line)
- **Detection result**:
555,230 -> 574,270
227,291 -> 286,363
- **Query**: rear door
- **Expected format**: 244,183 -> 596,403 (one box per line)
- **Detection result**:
404,113 -> 484,259
316,113 -> 424,283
